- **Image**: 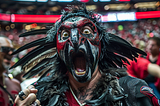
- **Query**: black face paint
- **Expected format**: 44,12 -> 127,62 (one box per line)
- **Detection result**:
56,17 -> 101,83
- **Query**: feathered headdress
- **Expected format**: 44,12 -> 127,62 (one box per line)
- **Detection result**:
10,3 -> 146,80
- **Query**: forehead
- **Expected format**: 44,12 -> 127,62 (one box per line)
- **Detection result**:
148,40 -> 157,45
60,17 -> 94,29
0,37 -> 13,48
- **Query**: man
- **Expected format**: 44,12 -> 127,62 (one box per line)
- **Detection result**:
127,56 -> 160,79
0,36 -> 21,106
146,37 -> 160,65
145,37 -> 160,98
13,4 -> 159,106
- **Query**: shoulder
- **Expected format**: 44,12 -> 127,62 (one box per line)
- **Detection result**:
119,76 -> 147,87
119,76 -> 148,97
119,76 -> 160,106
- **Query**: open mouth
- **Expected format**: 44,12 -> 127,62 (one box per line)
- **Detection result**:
73,51 -> 86,76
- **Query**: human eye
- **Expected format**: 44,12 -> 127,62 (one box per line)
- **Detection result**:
82,29 -> 91,34
61,30 -> 70,40
81,26 -> 94,38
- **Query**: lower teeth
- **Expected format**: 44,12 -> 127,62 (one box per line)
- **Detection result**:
75,70 -> 86,75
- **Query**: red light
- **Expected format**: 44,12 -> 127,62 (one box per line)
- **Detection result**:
0,13 -> 10,21
11,14 -> 61,23
31,23 -> 37,28
136,11 -> 160,19
0,11 -> 157,23
149,33 -> 154,37
79,0 -> 89,3
118,0 -> 130,1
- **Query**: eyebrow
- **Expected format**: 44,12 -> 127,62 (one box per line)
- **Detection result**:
60,22 -> 94,31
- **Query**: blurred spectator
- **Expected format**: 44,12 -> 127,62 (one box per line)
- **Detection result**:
0,36 -> 21,106
146,37 -> 160,66
126,56 -> 160,98
9,50 -> 28,83
145,36 -> 160,98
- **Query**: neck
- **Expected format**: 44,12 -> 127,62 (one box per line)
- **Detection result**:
68,66 -> 101,103
149,54 -> 158,62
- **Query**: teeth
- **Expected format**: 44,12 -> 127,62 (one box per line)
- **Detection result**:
75,70 -> 86,75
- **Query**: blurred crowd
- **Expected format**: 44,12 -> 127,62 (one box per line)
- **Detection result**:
105,18 -> 160,51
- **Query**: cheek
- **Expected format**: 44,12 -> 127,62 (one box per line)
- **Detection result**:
0,53 -> 4,62
56,35 -> 68,53
57,41 -> 64,53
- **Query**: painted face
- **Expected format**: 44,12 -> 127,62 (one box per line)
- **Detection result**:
56,17 -> 101,83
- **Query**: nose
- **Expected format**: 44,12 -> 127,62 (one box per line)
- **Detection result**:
71,28 -> 79,47
8,51 -> 13,55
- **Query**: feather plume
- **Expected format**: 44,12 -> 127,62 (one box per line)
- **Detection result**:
12,37 -> 47,55
99,33 -> 146,70
19,29 -> 49,37
23,48 -> 57,72
10,42 -> 56,69
23,51 -> 57,78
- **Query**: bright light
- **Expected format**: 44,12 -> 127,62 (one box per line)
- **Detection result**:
37,0 -> 48,2
93,0 -> 98,2
117,12 -> 136,21
107,13 -> 117,22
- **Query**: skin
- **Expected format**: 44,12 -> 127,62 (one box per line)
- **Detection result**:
147,63 -> 160,78
14,85 -> 40,106
68,66 -> 101,104
0,37 -> 21,106
146,39 -> 160,62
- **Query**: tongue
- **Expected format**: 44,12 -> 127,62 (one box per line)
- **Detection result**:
74,56 -> 86,72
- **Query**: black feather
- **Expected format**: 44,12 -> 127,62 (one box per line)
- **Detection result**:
10,42 -> 55,69
23,53 -> 57,78
99,33 -> 146,70
23,59 -> 49,78
12,37 -> 47,55
19,29 -> 49,37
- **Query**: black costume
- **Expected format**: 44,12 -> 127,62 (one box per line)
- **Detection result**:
11,4 -> 159,106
